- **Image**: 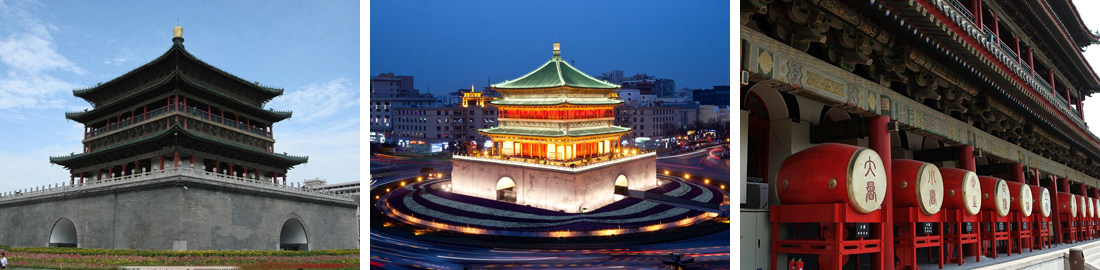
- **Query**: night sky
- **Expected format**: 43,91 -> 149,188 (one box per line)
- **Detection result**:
368,0 -> 731,95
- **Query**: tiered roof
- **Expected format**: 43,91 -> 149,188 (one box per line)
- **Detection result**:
481,43 -> 628,139
67,35 -> 290,120
491,43 -> 619,90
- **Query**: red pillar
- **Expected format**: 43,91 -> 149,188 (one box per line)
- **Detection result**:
957,145 -> 976,256
973,0 -> 983,25
108,167 -> 113,179
282,174 -> 287,184
173,151 -> 180,168
1011,163 -> 1025,183
1051,176 -> 1062,243
869,116 -> 893,270
958,146 -> 976,171
159,156 -> 164,170
121,164 -> 127,176
70,175 -> 74,185
1050,70 -> 1056,93
1079,95 -> 1085,119
79,173 -> 84,185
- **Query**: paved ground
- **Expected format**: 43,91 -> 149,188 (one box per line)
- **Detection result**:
369,146 -> 732,269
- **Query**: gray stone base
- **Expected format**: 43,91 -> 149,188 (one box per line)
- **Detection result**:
0,175 -> 358,250
451,155 -> 657,213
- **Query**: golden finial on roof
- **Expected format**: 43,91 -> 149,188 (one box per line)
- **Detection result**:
174,26 -> 183,38
553,42 -> 561,57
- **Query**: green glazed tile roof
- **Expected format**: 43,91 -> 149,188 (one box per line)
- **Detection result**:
490,98 -> 623,106
479,126 -> 630,137
492,44 -> 620,89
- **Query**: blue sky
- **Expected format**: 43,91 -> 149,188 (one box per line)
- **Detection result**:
0,0 -> 359,191
369,0 -> 731,96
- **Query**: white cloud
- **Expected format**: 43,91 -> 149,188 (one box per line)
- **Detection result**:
0,0 -> 84,110
102,55 -> 130,66
269,77 -> 359,122
273,116 -> 360,183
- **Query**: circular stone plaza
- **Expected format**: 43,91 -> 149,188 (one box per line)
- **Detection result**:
372,43 -> 729,242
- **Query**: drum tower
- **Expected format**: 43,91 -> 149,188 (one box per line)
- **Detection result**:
451,42 -> 658,213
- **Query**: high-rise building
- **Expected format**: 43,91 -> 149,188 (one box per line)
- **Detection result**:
692,85 -> 730,106
369,74 -> 442,144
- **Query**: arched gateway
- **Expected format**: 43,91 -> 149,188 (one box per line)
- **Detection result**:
49,217 -> 77,247
279,219 -> 308,250
497,177 -> 517,203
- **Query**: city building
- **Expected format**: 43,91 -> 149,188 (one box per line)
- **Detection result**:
451,42 -> 657,213
691,85 -> 730,106
600,70 -> 624,84
597,72 -> 676,97
0,27 -> 357,251
369,74 -> 442,144
698,104 -> 729,125
742,1 -> 1100,270
391,87 -> 499,154
303,178 -> 360,199
615,104 -> 698,148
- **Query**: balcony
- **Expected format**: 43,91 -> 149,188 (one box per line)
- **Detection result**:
453,149 -> 656,173
86,105 -> 272,140
932,2 -> 1085,125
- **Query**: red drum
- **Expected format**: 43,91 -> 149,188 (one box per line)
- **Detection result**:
978,176 -> 1010,217
939,167 -> 981,216
1005,181 -> 1033,217
892,159 -> 944,215
776,143 -> 887,214
1030,185 -> 1051,218
1080,195 -> 1088,217
1057,192 -> 1077,218
1090,197 -> 1095,218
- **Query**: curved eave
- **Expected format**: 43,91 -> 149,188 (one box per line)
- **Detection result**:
73,41 -> 284,101
65,72 -> 293,123
177,47 -> 285,99
1053,0 -> 1100,47
73,43 -> 181,98
478,126 -> 631,138
49,126 -> 307,167
491,56 -> 620,90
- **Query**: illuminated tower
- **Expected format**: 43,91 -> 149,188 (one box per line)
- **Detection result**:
451,43 -> 658,213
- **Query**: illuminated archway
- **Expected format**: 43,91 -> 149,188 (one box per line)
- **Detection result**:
49,217 -> 77,247
279,219 -> 308,251
496,177 -> 517,203
614,175 -> 629,201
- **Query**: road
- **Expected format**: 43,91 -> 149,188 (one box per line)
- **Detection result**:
656,145 -> 731,185
369,229 -> 731,269
369,146 -> 732,269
